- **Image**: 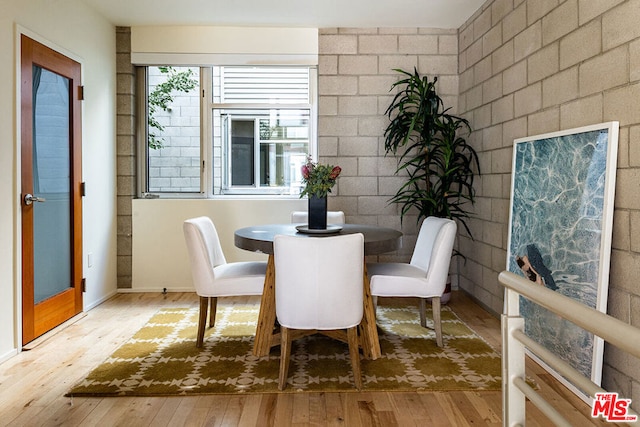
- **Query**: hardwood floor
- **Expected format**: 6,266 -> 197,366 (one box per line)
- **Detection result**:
0,291 -> 615,426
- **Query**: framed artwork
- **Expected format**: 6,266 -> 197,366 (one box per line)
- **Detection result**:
506,122 -> 619,400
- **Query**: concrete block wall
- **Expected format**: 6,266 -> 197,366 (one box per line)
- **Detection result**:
116,27 -> 135,289
459,0 -> 639,404
317,28 -> 460,261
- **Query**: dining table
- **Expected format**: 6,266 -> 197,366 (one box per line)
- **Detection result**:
234,223 -> 403,360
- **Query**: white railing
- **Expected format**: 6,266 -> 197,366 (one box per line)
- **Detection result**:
499,270 -> 640,426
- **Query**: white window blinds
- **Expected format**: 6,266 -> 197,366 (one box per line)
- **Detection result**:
220,67 -> 310,104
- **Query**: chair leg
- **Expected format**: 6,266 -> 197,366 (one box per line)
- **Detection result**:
209,297 -> 217,327
278,326 -> 292,390
347,326 -> 363,390
419,298 -> 427,328
196,296 -> 208,348
432,296 -> 443,347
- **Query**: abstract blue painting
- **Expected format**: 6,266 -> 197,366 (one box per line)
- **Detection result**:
506,122 -> 619,392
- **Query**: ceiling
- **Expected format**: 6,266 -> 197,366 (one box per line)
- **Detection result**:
80,0 -> 485,29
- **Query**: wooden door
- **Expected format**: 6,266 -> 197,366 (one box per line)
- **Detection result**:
20,34 -> 83,345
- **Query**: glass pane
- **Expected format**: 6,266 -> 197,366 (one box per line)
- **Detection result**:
32,66 -> 71,303
259,142 -> 308,189
147,66 -> 200,192
231,120 -> 255,186
259,116 -> 309,141
258,111 -> 309,191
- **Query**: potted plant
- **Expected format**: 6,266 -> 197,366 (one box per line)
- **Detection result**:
384,68 -> 480,302
300,156 -> 341,229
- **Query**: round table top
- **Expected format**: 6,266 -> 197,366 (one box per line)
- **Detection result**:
234,223 -> 403,255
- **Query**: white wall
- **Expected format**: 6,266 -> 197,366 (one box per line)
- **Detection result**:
0,0 -> 117,362
131,198 -> 306,291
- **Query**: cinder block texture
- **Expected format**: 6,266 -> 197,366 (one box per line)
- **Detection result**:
116,27 -> 135,289
459,0 -> 640,404
318,29 -> 459,264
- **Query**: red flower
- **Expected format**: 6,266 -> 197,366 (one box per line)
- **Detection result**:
301,164 -> 310,179
329,166 -> 341,180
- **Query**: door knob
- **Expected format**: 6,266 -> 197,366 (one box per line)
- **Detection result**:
24,193 -> 46,206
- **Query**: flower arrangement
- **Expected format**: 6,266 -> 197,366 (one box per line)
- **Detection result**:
299,155 -> 341,198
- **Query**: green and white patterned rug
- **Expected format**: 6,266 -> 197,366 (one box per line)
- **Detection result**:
67,300 -> 501,396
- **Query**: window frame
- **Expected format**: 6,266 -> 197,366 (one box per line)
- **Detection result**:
219,110 -> 312,195
137,65 -> 318,199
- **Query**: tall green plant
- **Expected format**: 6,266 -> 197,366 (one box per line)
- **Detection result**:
384,68 -> 480,237
148,66 -> 198,149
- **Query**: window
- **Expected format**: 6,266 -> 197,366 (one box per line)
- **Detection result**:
212,66 -> 315,195
139,65 -> 317,197
223,112 -> 308,190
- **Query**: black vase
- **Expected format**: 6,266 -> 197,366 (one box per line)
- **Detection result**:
308,195 -> 327,229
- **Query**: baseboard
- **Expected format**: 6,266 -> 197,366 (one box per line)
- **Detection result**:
84,289 -> 118,311
117,287 -> 195,293
0,348 -> 18,365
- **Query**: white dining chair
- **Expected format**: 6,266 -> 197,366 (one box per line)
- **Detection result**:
183,216 -> 266,348
290,210 -> 346,224
367,216 -> 457,347
274,232 -> 364,390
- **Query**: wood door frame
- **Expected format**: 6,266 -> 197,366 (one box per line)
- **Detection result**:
20,33 -> 83,345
